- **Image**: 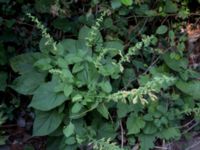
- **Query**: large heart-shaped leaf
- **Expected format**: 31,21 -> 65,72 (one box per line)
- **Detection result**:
29,81 -> 67,111
11,72 -> 46,95
33,110 -> 63,136
10,53 -> 42,74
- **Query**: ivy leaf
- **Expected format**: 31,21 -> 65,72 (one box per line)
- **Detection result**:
139,134 -> 155,150
33,110 -> 63,136
11,72 -> 46,95
176,80 -> 200,99
156,25 -> 168,35
127,114 -> 146,135
29,81 -> 67,111
63,122 -> 75,138
97,104 -> 109,119
120,0 -> 133,6
158,127 -> 180,140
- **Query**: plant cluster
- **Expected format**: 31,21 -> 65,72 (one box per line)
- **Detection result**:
1,0 -> 200,150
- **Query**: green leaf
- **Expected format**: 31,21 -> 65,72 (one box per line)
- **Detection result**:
72,63 -> 84,73
71,103 -> 83,113
104,41 -> 124,57
72,94 -> 82,102
143,123 -> 157,134
144,10 -> 157,16
99,81 -> 112,93
117,102 -> 134,118
120,0 -> 133,6
60,39 -> 77,53
163,52 -> 188,72
0,136 -> 7,145
63,122 -> 75,138
78,26 -> 103,48
33,110 -> 63,136
63,85 -> 73,98
29,81 -> 67,111
176,80 -> 200,99
98,123 -> 117,139
35,0 -> 55,13
127,114 -> 145,135
0,72 -> 7,91
158,127 -> 180,140
97,104 -> 109,119
10,53 -> 41,74
98,62 -> 120,77
64,53 -> 83,65
11,72 -> 46,95
52,18 -> 72,32
56,58 -> 67,68
122,68 -> 135,88
164,1 -> 178,13
34,58 -> 52,71
139,134 -> 155,150
156,25 -> 168,35
104,18 -> 113,28
76,63 -> 99,87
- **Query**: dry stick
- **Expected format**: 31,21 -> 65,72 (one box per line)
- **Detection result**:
175,119 -> 195,129
182,121 -> 200,135
185,140 -> 200,150
154,146 -> 168,150
119,120 -> 124,148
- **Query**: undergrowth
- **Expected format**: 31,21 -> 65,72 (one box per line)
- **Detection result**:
1,0 -> 200,150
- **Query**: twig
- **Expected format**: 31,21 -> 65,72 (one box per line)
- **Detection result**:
120,120 -> 124,148
186,140 -> 200,150
182,121 -> 200,135
154,146 -> 168,150
175,119 -> 194,129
